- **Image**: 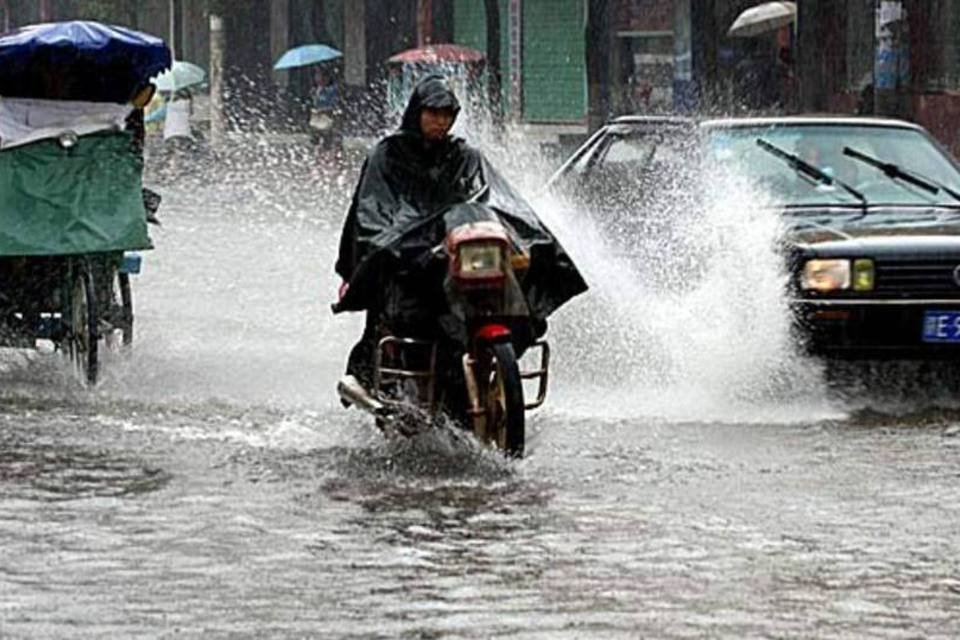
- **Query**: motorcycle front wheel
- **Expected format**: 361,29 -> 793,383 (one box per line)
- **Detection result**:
481,342 -> 525,458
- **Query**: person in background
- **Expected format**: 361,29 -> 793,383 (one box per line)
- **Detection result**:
775,46 -> 796,112
163,86 -> 195,142
856,82 -> 875,115
309,67 -> 340,151
312,67 -> 339,111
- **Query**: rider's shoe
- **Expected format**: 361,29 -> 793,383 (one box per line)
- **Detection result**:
337,374 -> 387,414
338,374 -> 358,407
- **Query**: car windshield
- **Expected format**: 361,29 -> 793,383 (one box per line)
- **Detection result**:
704,123 -> 960,207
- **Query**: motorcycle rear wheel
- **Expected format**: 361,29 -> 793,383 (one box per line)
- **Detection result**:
482,342 -> 525,458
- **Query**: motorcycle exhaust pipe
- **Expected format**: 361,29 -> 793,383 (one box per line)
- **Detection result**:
337,375 -> 386,415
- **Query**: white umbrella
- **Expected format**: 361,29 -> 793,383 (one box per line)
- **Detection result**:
728,1 -> 797,38
152,60 -> 206,92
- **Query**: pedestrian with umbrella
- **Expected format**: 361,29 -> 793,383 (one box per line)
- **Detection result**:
148,60 -> 207,141
274,44 -> 343,152
727,2 -> 797,112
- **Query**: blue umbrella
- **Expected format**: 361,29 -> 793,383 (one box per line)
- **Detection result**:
273,44 -> 342,70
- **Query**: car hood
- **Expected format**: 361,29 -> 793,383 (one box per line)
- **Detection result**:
784,206 -> 960,257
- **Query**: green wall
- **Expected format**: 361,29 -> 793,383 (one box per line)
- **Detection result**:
452,0 -> 511,114
521,0 -> 585,122
454,0 -> 586,123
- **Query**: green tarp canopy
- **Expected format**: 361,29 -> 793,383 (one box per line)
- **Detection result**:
0,132 -> 151,256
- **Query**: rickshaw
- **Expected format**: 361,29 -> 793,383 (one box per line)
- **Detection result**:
0,21 -> 172,384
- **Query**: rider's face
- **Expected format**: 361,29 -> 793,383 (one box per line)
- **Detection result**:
420,107 -> 455,141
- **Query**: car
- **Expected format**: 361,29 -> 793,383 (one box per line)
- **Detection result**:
548,114 -> 960,360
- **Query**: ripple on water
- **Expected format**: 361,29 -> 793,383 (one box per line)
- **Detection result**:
0,443 -> 170,501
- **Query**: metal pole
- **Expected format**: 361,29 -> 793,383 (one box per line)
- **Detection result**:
484,0 -> 503,130
508,0 -> 523,122
344,0 -> 366,87
270,0 -> 290,89
417,0 -> 433,47
209,13 -> 226,148
168,0 -> 177,60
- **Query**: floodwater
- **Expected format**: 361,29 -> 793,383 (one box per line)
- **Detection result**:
2,142 -> 960,639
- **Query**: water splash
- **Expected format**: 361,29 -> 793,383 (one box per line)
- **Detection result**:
534,163 -> 837,424
5,111 -> 956,428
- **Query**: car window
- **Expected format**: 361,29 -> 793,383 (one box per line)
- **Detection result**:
562,130 -> 609,177
602,135 -> 656,165
570,145 -> 599,174
705,123 -> 960,206
567,129 -> 694,223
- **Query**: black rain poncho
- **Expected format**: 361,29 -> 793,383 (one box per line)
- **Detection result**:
334,74 -> 587,324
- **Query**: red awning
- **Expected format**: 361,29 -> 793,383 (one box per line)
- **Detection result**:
388,44 -> 485,65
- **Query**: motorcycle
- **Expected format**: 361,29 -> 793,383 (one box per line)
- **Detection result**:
336,202 -> 550,458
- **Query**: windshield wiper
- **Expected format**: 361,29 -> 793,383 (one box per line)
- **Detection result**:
843,146 -> 960,204
756,138 -> 868,208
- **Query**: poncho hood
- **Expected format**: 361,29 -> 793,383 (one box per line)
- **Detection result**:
400,74 -> 461,135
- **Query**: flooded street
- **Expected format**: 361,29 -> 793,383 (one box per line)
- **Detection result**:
2,154 -> 960,638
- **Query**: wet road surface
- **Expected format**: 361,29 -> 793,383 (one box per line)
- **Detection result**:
1,153 -> 960,638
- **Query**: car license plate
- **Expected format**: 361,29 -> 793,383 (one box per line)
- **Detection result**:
922,311 -> 960,343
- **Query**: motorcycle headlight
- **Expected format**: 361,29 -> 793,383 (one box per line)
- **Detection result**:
801,259 -> 851,292
458,242 -> 504,280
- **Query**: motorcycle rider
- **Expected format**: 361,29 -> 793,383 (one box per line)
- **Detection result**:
335,74 -> 482,387
334,74 -> 587,392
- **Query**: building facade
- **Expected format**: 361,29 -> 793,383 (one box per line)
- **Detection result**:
6,0 -> 960,153
452,0 -> 587,132
798,0 -> 960,155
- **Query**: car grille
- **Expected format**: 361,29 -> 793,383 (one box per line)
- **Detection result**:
875,260 -> 960,297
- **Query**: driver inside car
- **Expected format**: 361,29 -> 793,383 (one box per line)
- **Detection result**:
795,136 -> 860,187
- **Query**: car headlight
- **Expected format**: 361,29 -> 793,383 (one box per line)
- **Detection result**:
800,258 -> 874,292
801,259 -> 850,292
